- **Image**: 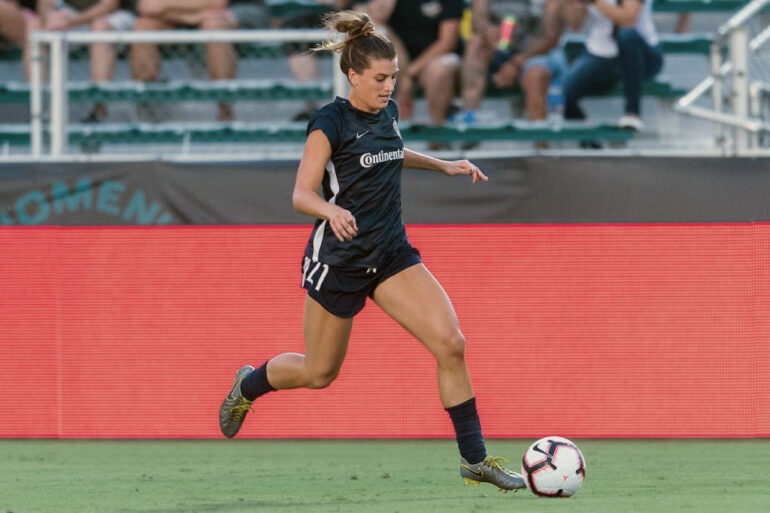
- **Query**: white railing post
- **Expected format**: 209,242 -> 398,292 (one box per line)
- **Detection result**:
49,33 -> 69,157
30,35 -> 44,158
677,0 -> 770,151
709,42 -> 724,151
730,26 -> 750,153
749,82 -> 762,147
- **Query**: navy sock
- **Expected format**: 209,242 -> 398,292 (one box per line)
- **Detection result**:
240,362 -> 275,401
446,397 -> 487,464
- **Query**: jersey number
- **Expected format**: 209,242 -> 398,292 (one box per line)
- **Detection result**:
302,257 -> 330,292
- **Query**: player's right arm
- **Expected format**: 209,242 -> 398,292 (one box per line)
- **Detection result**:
292,130 -> 358,242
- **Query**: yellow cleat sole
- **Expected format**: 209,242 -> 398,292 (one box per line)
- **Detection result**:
463,478 -> 480,486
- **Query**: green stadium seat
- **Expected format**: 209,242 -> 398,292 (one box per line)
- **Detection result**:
624,79 -> 688,98
0,124 -> 30,146
0,73 -> 686,112
0,120 -> 634,146
0,47 -> 21,62
562,33 -> 714,61
399,120 -> 634,144
266,0 -> 329,17
0,80 -> 334,104
485,76 -> 686,100
654,0 -> 748,12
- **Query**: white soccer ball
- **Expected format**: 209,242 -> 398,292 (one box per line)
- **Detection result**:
521,436 -> 586,497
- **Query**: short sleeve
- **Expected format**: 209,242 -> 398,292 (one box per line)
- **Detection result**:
307,107 -> 343,152
440,0 -> 465,21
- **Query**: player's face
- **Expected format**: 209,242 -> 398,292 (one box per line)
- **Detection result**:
349,58 -> 398,113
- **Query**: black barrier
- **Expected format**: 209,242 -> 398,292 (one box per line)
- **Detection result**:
0,157 -> 768,225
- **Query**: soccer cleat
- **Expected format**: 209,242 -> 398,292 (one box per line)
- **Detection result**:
460,456 -> 527,492
219,365 -> 255,438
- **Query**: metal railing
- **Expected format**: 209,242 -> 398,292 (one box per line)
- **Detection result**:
28,29 -> 343,158
676,0 -> 770,153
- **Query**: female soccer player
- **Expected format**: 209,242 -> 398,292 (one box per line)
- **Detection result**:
219,10 -> 524,492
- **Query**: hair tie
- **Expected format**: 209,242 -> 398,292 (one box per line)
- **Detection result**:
347,29 -> 375,42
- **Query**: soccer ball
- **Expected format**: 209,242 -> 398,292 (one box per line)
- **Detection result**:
521,436 -> 586,497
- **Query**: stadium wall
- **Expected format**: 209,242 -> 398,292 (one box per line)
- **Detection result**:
1,158 -> 768,438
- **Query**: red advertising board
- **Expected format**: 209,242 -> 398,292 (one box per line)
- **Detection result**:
1,225 -> 768,438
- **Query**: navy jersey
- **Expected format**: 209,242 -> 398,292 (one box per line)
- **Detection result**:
303,97 -> 409,269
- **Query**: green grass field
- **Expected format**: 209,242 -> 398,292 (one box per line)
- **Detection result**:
1,439 -> 768,513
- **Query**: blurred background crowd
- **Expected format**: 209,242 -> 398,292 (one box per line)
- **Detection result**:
0,0 -> 758,151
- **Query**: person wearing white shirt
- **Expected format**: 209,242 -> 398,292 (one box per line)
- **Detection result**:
562,0 -> 662,131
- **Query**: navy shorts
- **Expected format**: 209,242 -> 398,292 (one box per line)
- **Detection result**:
301,245 -> 422,318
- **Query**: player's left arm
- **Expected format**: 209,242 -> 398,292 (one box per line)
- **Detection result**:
403,148 -> 488,184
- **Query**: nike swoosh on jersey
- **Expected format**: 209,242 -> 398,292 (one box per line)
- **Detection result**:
356,130 -> 369,139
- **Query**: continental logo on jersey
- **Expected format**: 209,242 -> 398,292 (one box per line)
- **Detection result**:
359,148 -> 405,168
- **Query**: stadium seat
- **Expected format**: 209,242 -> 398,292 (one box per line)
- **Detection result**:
0,80 -> 334,104
485,77 -> 687,100
0,40 -> 300,64
0,76 -> 688,105
654,0 -> 749,12
266,0 -> 329,17
0,120 -> 635,146
561,33 -> 714,61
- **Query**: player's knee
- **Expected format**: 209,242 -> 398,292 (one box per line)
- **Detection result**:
306,368 -> 339,389
436,330 -> 466,364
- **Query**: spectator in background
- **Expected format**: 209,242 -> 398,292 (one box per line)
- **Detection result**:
459,0 -> 580,125
1,0 -> 33,83
368,0 -> 464,130
130,0 -> 270,121
0,1 -> 32,54
28,1 -> 137,121
562,0 -> 663,131
280,0 -> 360,121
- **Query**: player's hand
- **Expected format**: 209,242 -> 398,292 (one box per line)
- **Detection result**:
442,160 -> 488,184
329,207 -> 358,242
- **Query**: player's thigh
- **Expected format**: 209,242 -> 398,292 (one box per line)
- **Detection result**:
302,293 -> 353,377
372,264 -> 462,357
